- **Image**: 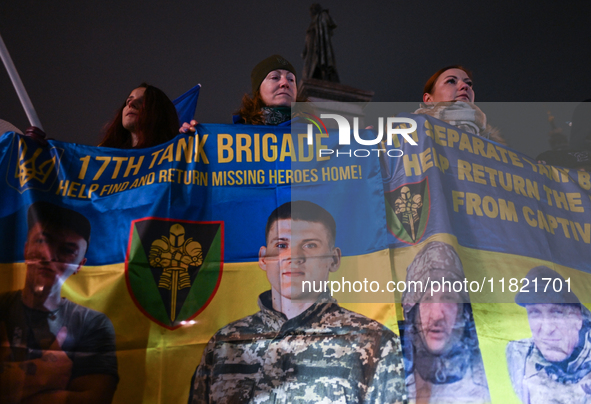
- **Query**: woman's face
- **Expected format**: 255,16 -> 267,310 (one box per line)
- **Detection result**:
423,68 -> 474,103
259,69 -> 296,107
122,87 -> 146,133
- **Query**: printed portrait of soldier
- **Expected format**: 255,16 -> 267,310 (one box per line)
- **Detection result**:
0,201 -> 118,404
189,200 -> 408,404
400,241 -> 490,404
506,266 -> 591,404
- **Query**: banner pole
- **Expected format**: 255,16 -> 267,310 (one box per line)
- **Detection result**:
0,33 -> 43,130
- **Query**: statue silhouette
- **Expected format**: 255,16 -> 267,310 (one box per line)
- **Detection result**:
302,4 -> 340,82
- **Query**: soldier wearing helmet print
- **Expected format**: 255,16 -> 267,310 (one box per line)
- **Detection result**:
401,241 -> 490,403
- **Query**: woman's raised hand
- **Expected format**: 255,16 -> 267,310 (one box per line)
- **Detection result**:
179,120 -> 198,133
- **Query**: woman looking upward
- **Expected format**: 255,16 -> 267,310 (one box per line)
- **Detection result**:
100,83 -> 179,148
417,65 -> 506,145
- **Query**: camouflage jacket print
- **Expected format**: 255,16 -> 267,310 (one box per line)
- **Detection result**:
507,336 -> 591,404
189,291 -> 408,404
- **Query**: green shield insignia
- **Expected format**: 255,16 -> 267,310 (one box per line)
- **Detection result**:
385,178 -> 430,245
125,218 -> 223,330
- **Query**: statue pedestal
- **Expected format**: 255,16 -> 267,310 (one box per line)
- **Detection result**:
297,79 -> 374,127
298,79 -> 374,103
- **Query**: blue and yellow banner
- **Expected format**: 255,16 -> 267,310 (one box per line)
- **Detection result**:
386,113 -> 591,404
0,124 -> 396,404
2,111 -> 591,403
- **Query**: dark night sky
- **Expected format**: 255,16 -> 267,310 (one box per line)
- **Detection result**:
1,1 -> 590,158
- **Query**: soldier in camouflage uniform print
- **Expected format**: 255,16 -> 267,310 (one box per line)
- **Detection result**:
401,241 -> 490,404
507,266 -> 591,404
189,201 -> 408,403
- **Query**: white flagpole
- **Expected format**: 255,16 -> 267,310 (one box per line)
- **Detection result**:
0,33 -> 43,130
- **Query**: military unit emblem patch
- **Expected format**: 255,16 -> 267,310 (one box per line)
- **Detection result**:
385,178 -> 430,245
125,218 -> 223,329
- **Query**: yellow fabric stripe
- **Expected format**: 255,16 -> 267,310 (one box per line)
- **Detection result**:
1,250 -> 400,404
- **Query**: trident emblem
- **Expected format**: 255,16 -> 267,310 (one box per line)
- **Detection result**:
394,186 -> 423,241
149,224 -> 203,321
15,138 -> 57,187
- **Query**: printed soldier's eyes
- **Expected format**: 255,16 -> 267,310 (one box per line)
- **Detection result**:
441,294 -> 456,302
303,242 -> 318,249
59,246 -> 78,257
276,242 -> 288,249
550,308 -> 565,316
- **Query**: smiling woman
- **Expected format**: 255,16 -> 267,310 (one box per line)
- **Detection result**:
99,83 -> 179,148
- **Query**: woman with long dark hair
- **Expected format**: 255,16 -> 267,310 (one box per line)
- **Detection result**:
100,83 -> 179,148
